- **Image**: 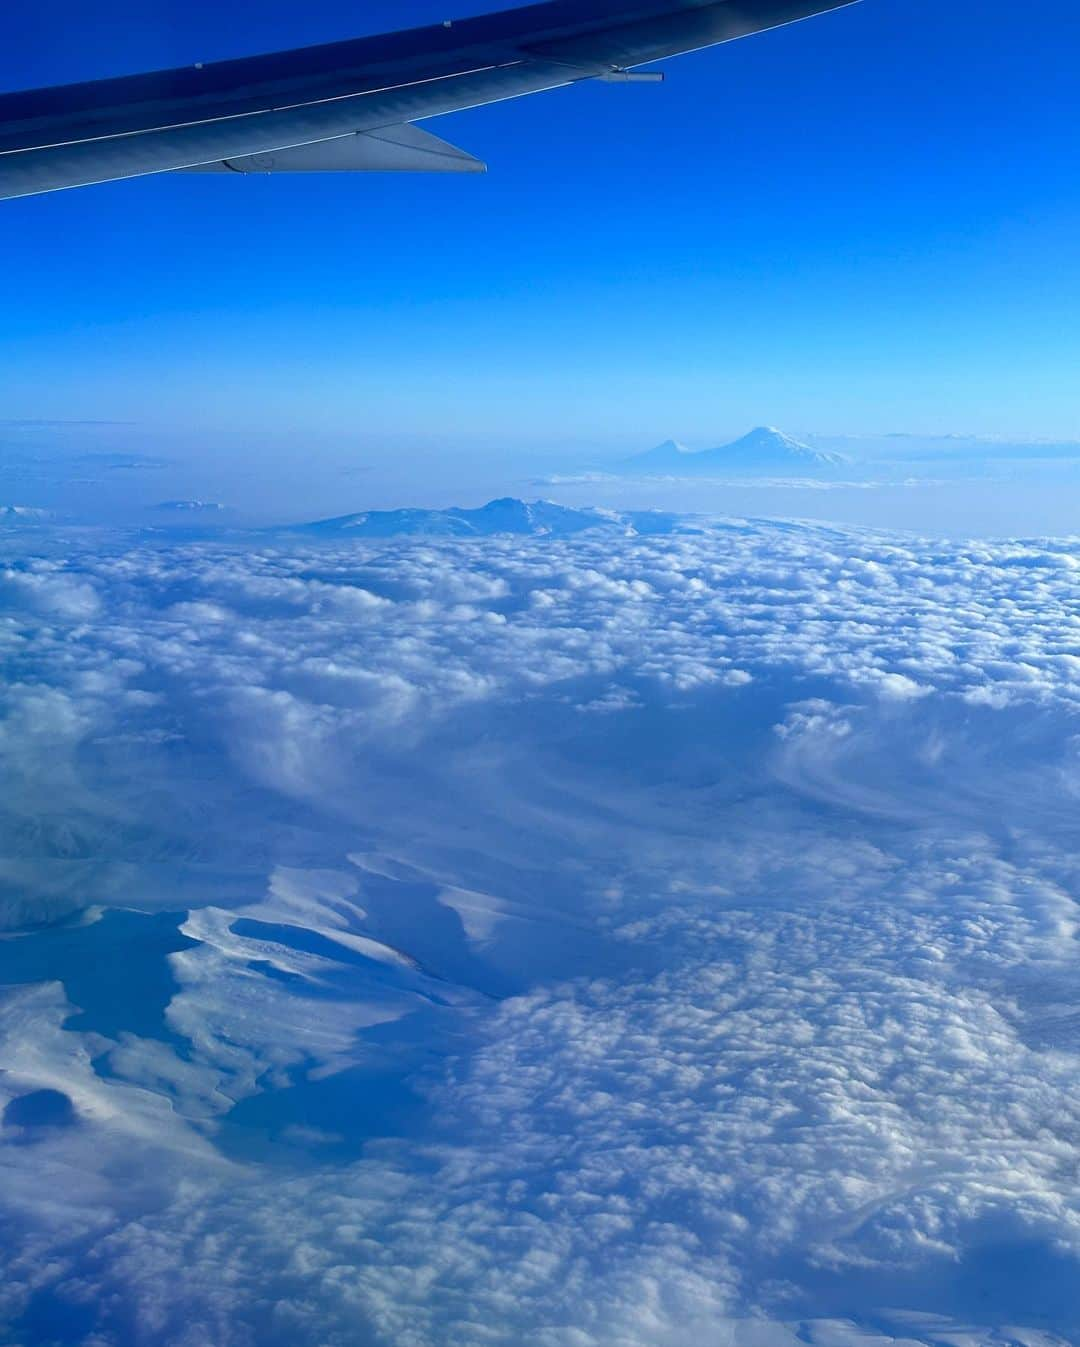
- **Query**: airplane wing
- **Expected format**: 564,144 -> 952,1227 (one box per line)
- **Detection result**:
0,0 -> 858,202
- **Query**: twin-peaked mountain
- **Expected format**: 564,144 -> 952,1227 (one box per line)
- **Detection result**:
625,426 -> 848,476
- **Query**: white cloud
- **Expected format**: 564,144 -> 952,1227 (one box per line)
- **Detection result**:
1,519 -> 1080,1345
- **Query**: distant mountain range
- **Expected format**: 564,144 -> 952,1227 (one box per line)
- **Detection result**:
625,426 -> 848,476
290,497 -> 687,539
153,500 -> 227,514
0,505 -> 49,522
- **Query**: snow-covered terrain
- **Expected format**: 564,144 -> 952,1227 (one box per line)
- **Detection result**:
289,496 -> 685,538
3,513 -> 1080,1346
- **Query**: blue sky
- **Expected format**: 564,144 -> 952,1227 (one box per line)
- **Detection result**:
2,0 -> 1080,449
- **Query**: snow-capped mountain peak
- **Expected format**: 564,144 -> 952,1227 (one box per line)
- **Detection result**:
719,425 -> 844,465
734,425 -> 812,452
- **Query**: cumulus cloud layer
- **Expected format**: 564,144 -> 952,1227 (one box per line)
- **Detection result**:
2,520 -> 1080,1346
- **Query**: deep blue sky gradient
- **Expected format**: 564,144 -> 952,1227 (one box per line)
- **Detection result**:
2,0 -> 1080,448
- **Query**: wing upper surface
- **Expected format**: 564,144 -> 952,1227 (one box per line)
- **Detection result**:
0,0 -> 858,200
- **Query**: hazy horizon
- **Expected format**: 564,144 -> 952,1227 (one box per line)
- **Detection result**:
10,417 -> 1080,537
